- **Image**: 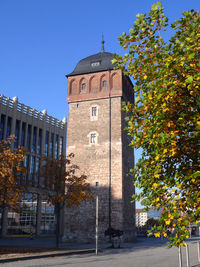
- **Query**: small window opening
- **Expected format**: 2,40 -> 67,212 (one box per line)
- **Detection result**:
91,61 -> 100,67
82,83 -> 86,90
90,133 -> 96,144
92,107 -> 97,117
103,80 -> 107,88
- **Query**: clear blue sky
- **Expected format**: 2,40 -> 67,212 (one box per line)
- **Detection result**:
0,0 -> 199,208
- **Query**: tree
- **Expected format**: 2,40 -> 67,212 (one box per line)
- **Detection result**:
113,2 -> 200,247
40,153 -> 93,247
145,218 -> 160,229
0,135 -> 25,235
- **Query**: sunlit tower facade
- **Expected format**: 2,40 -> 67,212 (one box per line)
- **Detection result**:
64,43 -> 136,242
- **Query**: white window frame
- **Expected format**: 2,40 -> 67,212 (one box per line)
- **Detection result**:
90,105 -> 99,121
91,106 -> 97,117
90,133 -> 96,144
87,131 -> 99,146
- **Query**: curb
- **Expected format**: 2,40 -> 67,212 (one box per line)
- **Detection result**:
0,249 -> 96,263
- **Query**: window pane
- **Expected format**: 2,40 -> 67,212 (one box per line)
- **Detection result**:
90,133 -> 96,144
59,136 -> 63,156
14,120 -> 20,148
21,122 -> 26,146
37,129 -> 42,154
82,83 -> 86,90
0,114 -> 5,140
30,156 -> 35,185
32,127 -> 37,153
55,135 -> 59,159
35,157 -> 40,186
26,125 -> 31,151
50,133 -> 54,155
92,107 -> 97,117
6,117 -> 12,138
103,80 -> 107,88
25,155 -> 30,183
44,131 -> 49,156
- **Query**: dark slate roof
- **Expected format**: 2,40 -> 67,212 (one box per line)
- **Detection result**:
66,52 -> 114,77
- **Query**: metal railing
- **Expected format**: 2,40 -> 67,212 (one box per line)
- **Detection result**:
179,240 -> 200,267
0,95 -> 67,129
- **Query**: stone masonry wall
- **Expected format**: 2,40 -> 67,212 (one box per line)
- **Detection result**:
64,97 -> 124,242
64,69 -> 136,243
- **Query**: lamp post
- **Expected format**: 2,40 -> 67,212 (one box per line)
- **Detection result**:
95,181 -> 99,255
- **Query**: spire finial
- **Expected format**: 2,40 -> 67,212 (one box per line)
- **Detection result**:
101,33 -> 105,53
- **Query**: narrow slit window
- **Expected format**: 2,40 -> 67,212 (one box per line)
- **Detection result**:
90,133 -> 96,144
92,107 -> 97,117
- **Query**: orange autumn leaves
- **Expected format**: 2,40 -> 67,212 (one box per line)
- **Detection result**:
0,136 -> 25,211
0,135 -> 92,213
40,153 -> 93,209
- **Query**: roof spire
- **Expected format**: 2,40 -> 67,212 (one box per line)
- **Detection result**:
101,33 -> 105,53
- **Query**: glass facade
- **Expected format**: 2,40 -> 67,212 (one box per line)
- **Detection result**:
25,155 -> 30,183
14,120 -> 20,148
50,133 -> 54,155
0,114 -> 5,140
32,127 -> 37,153
0,95 -> 66,237
35,157 -> 40,185
30,156 -> 35,185
26,125 -> 31,151
6,117 -> 12,138
7,193 -> 37,235
55,135 -> 59,159
44,131 -> 49,156
20,122 -> 26,146
37,129 -> 42,154
59,136 -> 63,156
40,200 -> 56,235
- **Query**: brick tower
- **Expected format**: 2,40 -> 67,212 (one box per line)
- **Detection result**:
64,43 -> 136,242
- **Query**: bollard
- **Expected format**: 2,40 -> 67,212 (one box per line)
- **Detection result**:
186,244 -> 190,267
179,246 -> 183,267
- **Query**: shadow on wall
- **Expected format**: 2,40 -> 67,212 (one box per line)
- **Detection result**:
63,184 -> 136,243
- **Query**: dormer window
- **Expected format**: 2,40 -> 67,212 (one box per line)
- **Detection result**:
82,83 -> 86,90
103,80 -> 107,88
91,61 -> 100,67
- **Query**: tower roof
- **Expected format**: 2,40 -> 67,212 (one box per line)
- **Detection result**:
66,51 -> 114,77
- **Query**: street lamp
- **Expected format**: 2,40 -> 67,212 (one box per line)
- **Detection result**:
95,181 -> 99,255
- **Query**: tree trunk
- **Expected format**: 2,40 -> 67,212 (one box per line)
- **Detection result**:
1,206 -> 8,238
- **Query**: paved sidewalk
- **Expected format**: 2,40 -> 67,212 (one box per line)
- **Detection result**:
0,236 -> 108,263
0,236 -> 199,266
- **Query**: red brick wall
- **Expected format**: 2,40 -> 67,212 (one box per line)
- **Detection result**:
64,69 -> 136,242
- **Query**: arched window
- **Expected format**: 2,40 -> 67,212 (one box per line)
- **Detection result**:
69,79 -> 77,95
82,83 -> 86,90
102,80 -> 107,88
89,76 -> 98,92
111,72 -> 119,89
79,78 -> 87,93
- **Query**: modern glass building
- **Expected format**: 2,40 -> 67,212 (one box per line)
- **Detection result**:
0,95 -> 67,237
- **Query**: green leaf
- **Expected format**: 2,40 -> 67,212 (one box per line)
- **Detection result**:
185,76 -> 193,84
